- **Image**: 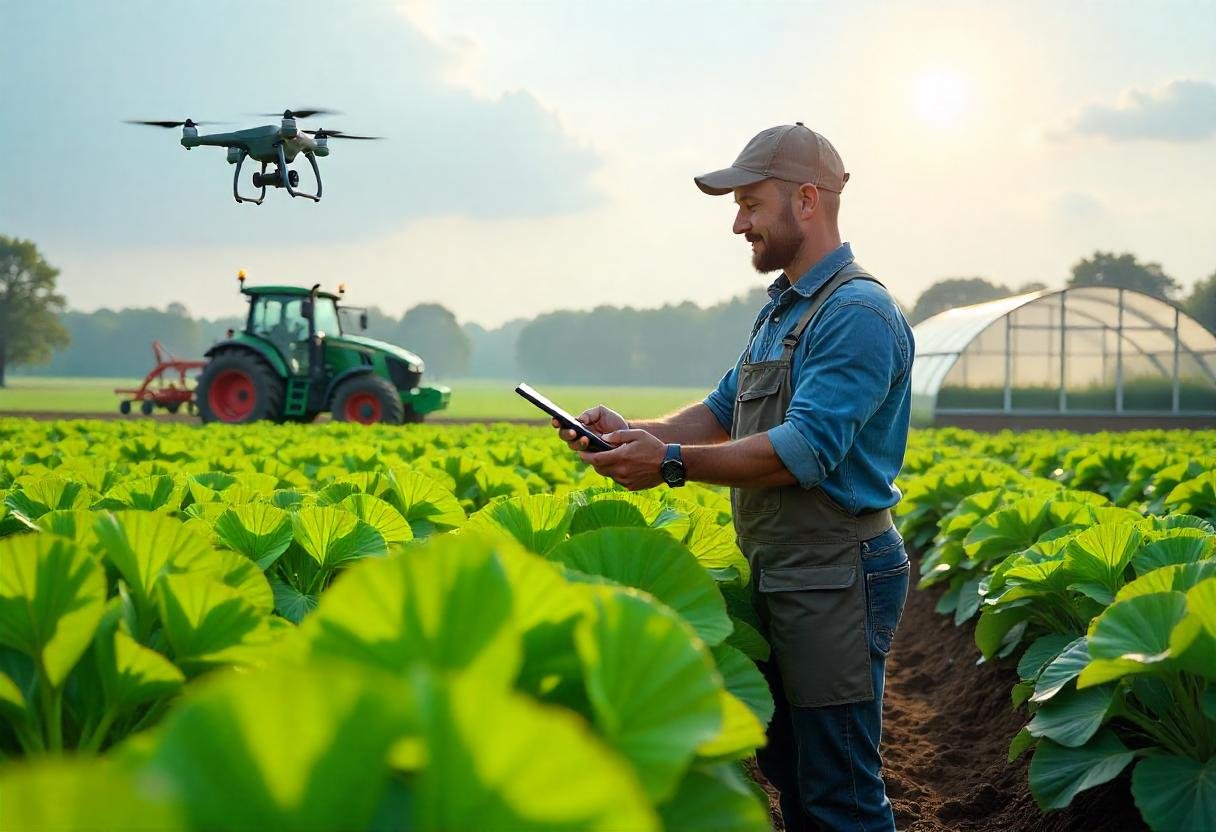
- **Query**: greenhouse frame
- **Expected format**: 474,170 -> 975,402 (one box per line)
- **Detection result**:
911,287 -> 1216,428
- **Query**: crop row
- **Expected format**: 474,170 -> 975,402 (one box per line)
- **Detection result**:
0,419 -> 772,831
895,429 -> 1216,832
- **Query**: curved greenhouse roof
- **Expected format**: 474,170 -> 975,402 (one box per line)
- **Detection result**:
910,287 -> 1216,426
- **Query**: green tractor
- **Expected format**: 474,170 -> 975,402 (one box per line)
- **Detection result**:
196,272 -> 450,424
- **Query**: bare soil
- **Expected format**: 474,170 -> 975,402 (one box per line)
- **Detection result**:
755,552 -> 1146,832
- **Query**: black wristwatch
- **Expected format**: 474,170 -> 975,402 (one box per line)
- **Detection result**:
660,443 -> 686,488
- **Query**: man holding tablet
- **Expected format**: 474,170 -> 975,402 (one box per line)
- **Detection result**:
554,123 -> 914,832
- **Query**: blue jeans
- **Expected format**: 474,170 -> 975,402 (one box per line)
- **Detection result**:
755,526 -> 910,832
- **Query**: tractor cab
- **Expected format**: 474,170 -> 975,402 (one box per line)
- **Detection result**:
194,272 -> 450,424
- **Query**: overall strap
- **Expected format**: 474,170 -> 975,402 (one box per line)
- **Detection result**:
780,264 -> 881,357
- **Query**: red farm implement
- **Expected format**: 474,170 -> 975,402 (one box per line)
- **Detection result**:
116,342 -> 207,416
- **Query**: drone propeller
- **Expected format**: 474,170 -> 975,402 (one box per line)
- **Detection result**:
258,108 -> 341,120
305,129 -> 382,140
124,118 -> 221,129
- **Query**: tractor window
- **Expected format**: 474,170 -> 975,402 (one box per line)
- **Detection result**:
312,299 -> 342,338
249,296 -> 311,371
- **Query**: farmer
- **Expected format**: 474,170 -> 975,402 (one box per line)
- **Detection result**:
555,123 -> 914,831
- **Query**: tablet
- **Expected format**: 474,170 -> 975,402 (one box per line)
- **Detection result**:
515,383 -> 615,452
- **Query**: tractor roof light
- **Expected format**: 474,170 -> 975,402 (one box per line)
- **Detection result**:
338,282 -> 347,295
238,269 -> 247,284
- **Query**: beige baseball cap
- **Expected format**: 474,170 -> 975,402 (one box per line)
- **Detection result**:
694,122 -> 849,196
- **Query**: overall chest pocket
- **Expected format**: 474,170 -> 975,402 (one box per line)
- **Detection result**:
732,362 -> 787,516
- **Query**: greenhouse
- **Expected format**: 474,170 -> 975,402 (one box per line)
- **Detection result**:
911,287 -> 1216,427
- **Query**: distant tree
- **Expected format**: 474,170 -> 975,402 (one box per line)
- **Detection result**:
1016,281 -> 1049,293
0,236 -> 69,386
398,303 -> 470,378
908,277 -> 1011,324
1067,251 -> 1180,299
1184,270 -> 1216,334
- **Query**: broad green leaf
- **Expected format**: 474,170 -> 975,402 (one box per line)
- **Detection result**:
1062,523 -> 1143,605
1079,592 -> 1189,688
270,577 -> 318,625
576,589 -> 723,802
1008,727 -> 1036,762
680,506 -> 748,575
711,643 -> 774,727
303,534 -> 520,683
93,510 -> 213,612
0,758 -> 183,830
1031,637 -> 1090,702
1164,471 -> 1216,518
695,689 -> 766,761
4,477 -> 96,523
725,619 -> 770,662
213,502 -> 295,569
658,763 -> 768,832
290,506 -> 387,570
550,528 -> 732,647
92,606 -> 184,720
339,493 -> 414,545
417,670 -> 658,832
1115,561 -> 1216,603
97,475 -> 185,512
1028,730 -> 1136,810
391,470 -> 466,538
147,660 -> 412,831
964,499 -> 1090,563
465,494 -> 573,554
1018,633 -> 1076,682
1026,683 -> 1114,747
35,508 -> 100,547
155,571 -> 278,676
1132,533 -> 1214,575
1131,755 -> 1216,832
0,535 -> 106,687
573,491 -> 692,541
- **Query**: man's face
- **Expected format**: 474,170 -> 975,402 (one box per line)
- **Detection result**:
732,180 -> 804,274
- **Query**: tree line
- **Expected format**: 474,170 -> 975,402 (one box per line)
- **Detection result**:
3,234 -> 1215,388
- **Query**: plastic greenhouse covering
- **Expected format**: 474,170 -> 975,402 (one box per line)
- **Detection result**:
910,287 -> 1216,423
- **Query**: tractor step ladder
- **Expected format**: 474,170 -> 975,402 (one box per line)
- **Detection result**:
284,378 -> 310,417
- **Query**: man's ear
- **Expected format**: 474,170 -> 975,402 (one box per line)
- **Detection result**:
798,183 -> 819,218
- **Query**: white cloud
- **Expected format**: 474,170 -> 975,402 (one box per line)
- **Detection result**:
1055,79 -> 1216,142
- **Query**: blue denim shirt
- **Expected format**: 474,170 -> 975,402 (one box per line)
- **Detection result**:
704,243 -> 914,514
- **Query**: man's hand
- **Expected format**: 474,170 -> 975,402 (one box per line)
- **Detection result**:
552,405 -> 629,451
577,429 -> 666,490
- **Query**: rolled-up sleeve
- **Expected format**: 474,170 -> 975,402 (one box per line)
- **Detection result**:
767,301 -> 902,489
703,352 -> 742,433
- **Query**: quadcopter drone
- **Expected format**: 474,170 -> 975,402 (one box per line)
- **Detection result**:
125,108 -> 380,205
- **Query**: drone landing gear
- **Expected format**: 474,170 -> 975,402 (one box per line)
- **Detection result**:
276,143 -> 322,202
232,150 -> 267,205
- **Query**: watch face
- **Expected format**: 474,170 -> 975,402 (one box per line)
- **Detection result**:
661,458 -> 685,484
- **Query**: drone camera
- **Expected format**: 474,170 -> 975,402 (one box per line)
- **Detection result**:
252,168 -> 300,189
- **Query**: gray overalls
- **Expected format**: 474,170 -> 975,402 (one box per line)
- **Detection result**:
731,263 -> 893,708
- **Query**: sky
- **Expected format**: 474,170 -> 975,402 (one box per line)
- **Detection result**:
2,0 -> 1214,327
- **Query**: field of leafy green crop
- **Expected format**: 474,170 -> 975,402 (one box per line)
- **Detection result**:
2,419 -> 1214,830
0,418 -> 770,830
896,428 -> 1216,831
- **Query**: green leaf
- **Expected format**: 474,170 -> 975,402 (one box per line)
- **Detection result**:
0,758 -> 183,830
711,643 -> 774,728
724,619 -> 770,662
0,535 -> 106,687
93,510 -> 213,614
290,506 -> 387,570
1018,633 -> 1077,682
92,605 -> 184,719
213,502 -> 295,570
417,670 -> 658,832
155,571 -> 278,676
679,507 -> 750,581
1116,561 -> 1216,603
388,469 -> 466,538
1131,755 -> 1216,832
270,577 -> 318,624
550,528 -> 732,647
1078,592 -> 1188,688
97,474 -> 185,512
1031,637 -> 1090,702
339,493 -> 414,545
34,508 -> 100,547
1026,683 -> 1114,747
1063,523 -> 1143,605
975,606 -> 1032,659
1008,727 -> 1036,762
1132,533 -> 1214,575
4,477 -> 96,523
572,492 -> 691,541
1028,730 -> 1136,810
147,660 -> 413,831
465,494 -> 573,554
657,762 -> 769,832
576,589 -> 723,802
303,534 -> 520,684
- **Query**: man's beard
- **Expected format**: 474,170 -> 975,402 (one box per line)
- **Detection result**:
749,207 -> 804,274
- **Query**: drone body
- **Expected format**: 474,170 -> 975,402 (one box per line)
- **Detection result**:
127,110 -> 378,205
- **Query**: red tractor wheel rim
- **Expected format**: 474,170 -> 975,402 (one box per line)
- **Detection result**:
208,370 -> 256,421
344,392 -> 382,424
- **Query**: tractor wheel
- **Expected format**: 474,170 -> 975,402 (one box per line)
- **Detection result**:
331,375 -> 404,425
140,400 -> 155,416
196,350 -> 285,424
119,400 -> 131,415
165,402 -> 181,414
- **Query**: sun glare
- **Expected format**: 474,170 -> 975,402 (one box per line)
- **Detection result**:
913,70 -> 970,127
